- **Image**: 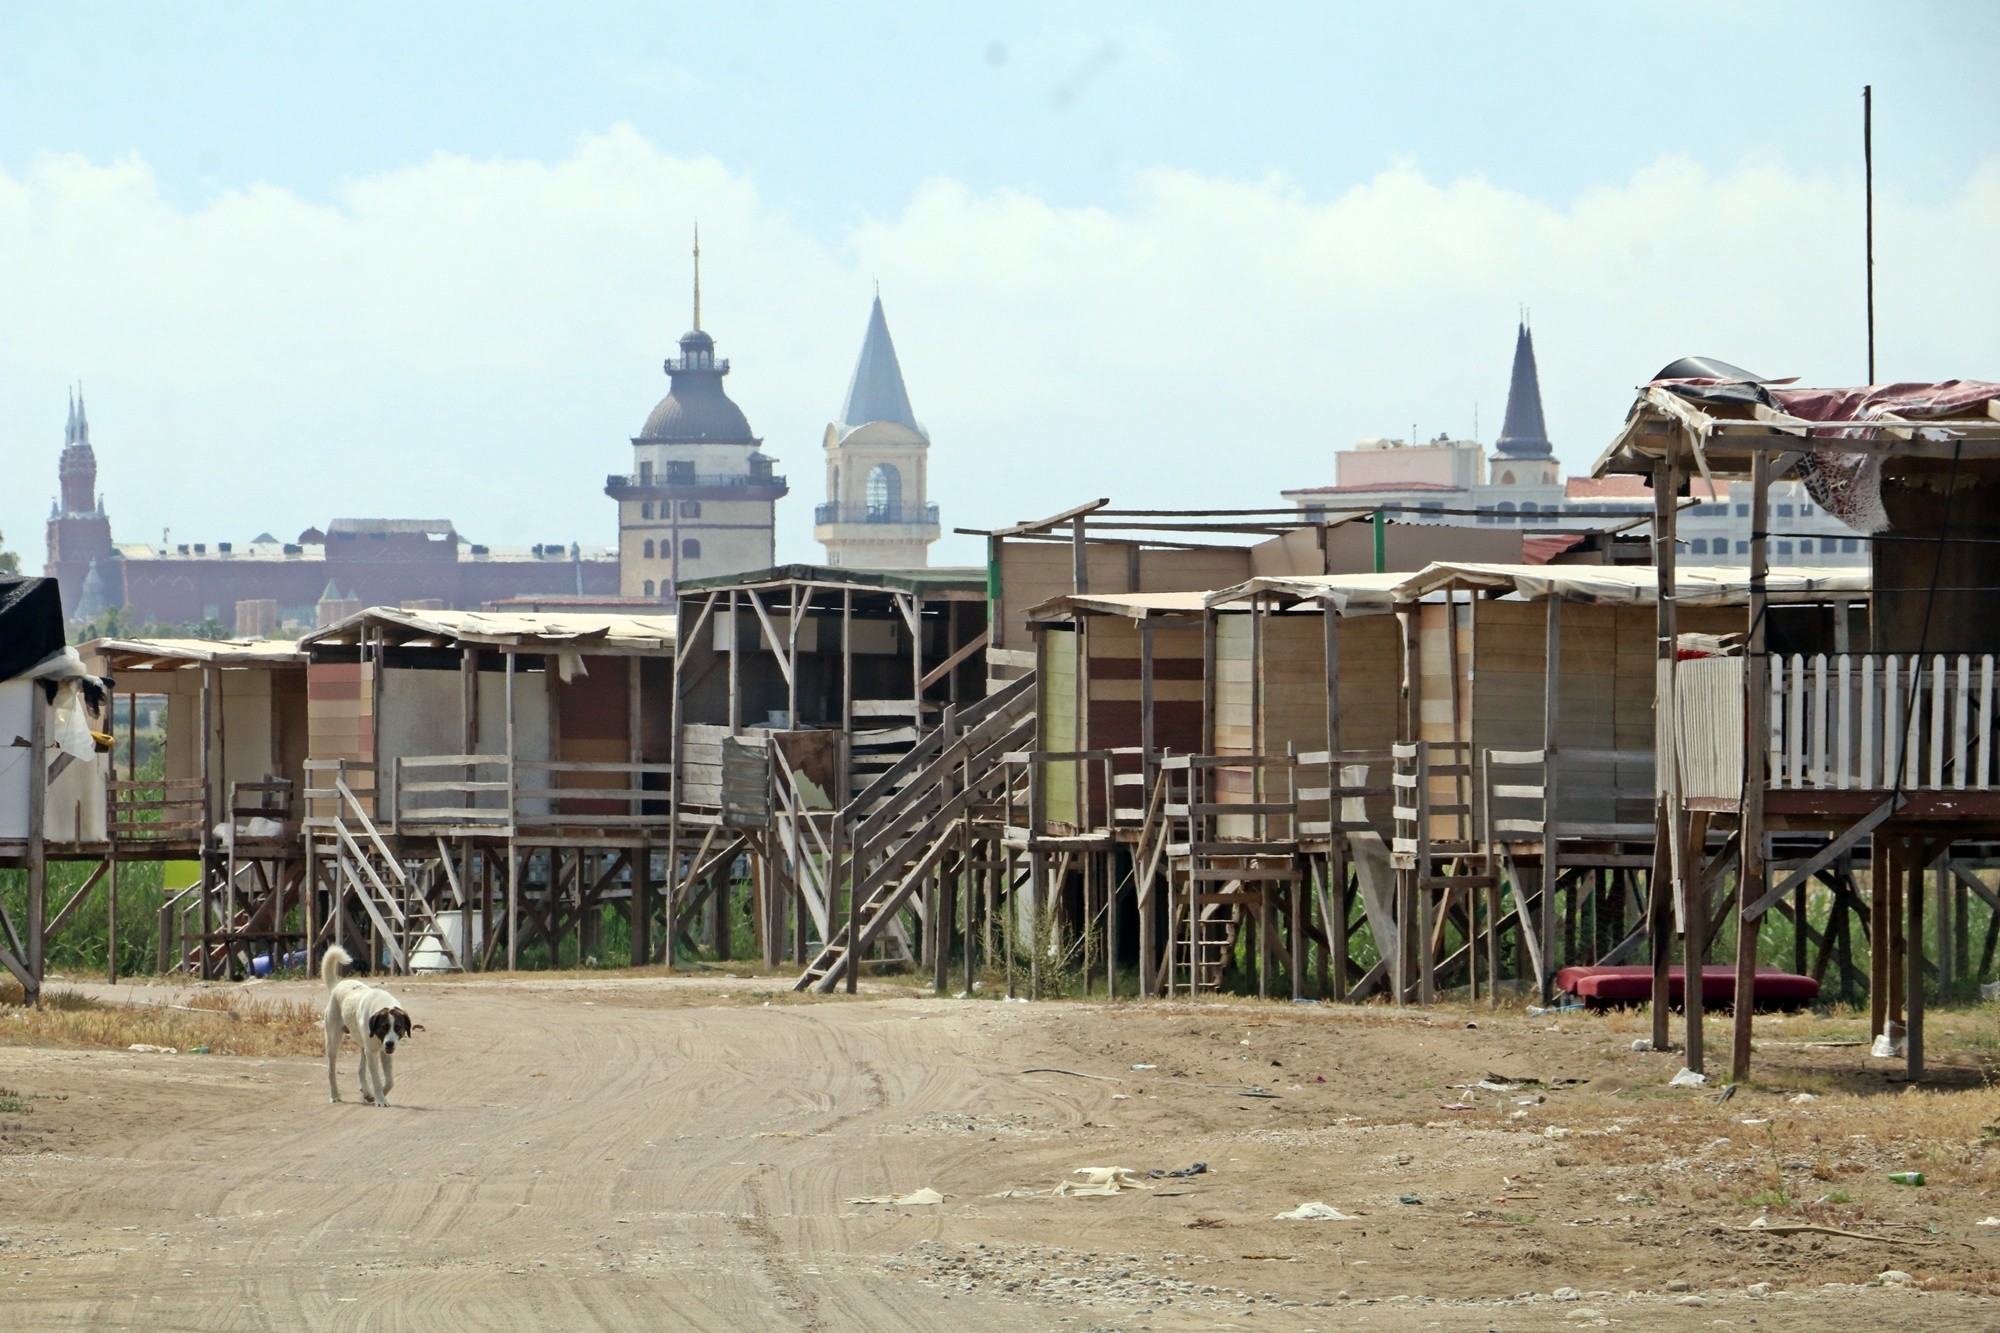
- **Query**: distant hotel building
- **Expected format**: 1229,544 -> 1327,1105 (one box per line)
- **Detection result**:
605,235 -> 787,601
1281,323 -> 1865,568
42,388 -> 617,632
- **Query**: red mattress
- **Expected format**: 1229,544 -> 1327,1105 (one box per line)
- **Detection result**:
1555,965 -> 1820,1011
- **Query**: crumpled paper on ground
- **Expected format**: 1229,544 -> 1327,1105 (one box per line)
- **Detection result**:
848,1188 -> 944,1206
1275,1202 -> 1357,1221
1054,1167 -> 1149,1197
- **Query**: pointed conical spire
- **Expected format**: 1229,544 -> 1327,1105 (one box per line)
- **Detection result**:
840,294 -> 920,433
65,388 -> 77,446
75,384 -> 90,445
1494,319 -> 1552,459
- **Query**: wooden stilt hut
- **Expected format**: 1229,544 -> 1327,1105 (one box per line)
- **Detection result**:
1596,373 -> 2000,1080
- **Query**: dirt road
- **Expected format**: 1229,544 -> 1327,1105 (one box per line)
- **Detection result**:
4,974 -> 1999,1330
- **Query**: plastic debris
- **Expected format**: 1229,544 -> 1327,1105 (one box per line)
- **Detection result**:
1788,1093 -> 1820,1104
848,1188 -> 944,1206
1668,1067 -> 1708,1088
1147,1162 -> 1208,1179
1870,1022 -> 1907,1059
1130,1063 -> 1157,1071
1878,1269 -> 1913,1285
1887,1171 -> 1924,1187
1977,1217 -> 2000,1227
1275,1202 -> 1357,1221
127,1044 -> 177,1054
1055,1167 -> 1149,1197
1399,1194 -> 1423,1205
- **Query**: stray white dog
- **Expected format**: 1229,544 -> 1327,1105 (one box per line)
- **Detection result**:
322,945 -> 418,1106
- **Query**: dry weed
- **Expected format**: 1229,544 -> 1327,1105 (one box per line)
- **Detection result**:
0,979 -> 322,1057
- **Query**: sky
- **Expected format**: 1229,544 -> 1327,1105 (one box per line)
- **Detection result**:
2,1 -> 1997,569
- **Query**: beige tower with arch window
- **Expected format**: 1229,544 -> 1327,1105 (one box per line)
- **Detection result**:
813,295 -> 939,569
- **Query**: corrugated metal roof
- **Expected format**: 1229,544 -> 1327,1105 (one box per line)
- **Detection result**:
303,607 -> 677,652
88,637 -> 307,667
1210,563 -> 1868,614
676,564 -> 985,598
1025,590 -> 1211,622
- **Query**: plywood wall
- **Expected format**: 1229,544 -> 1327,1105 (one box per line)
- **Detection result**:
1038,626 -> 1079,830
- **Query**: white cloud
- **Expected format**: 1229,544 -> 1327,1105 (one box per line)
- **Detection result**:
2,127 -> 1995,569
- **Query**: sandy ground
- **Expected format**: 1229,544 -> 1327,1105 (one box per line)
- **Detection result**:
6,973 -> 2000,1331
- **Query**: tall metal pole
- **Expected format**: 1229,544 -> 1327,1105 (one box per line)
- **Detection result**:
1864,85 -> 1876,385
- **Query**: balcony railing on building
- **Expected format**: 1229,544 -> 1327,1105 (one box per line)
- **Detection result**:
607,463 -> 785,491
812,502 -> 941,526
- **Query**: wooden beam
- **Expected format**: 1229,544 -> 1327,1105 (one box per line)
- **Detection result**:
1732,447 -> 1772,1082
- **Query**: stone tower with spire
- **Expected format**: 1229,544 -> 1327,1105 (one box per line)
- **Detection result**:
1490,318 -> 1559,486
813,293 -> 939,569
606,228 -> 788,601
44,386 -> 118,620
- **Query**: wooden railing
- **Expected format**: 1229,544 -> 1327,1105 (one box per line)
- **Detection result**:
1677,653 -> 2000,797
389,756 -> 673,834
107,777 -> 204,846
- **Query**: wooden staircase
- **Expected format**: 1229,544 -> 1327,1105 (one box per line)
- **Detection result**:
794,674 -> 1036,992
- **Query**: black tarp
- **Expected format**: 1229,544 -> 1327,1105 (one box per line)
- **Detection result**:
0,576 -> 67,684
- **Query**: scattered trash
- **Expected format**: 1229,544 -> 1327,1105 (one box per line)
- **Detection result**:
1668,1067 -> 1708,1088
1020,1067 -> 1123,1082
1631,1039 -> 1653,1052
1055,1167 -> 1150,1197
1470,1077 -> 1522,1093
849,1187 -> 944,1206
1738,1219 -> 1939,1245
1543,1127 -> 1573,1140
1514,1095 -> 1544,1106
127,1044 -> 177,1055
1399,1195 -> 1423,1205
1130,1063 -> 1157,1071
1977,1217 -> 2000,1228
1878,1270 -> 1913,1285
1527,1001 -> 1583,1016
1275,1202 -> 1357,1221
1888,1171 -> 1925,1187
188,1046 -> 211,1055
1983,981 -> 2000,1003
1746,1282 -> 1774,1297
1552,1286 -> 1580,1301
1235,1087 -> 1280,1099
1439,1101 -> 1475,1111
1714,1084 -> 1739,1105
1147,1162 -> 1207,1179
1788,1093 -> 1819,1104
1465,1021 -> 1479,1029
1314,1075 -> 1326,1083
1738,1117 -> 1771,1127
1870,1022 -> 1908,1059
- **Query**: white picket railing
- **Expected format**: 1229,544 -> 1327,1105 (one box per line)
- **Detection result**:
1768,652 -> 1998,791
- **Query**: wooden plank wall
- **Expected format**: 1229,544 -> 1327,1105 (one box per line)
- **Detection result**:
1086,615 -> 1203,758
308,660 -> 374,814
1037,628 -> 1079,830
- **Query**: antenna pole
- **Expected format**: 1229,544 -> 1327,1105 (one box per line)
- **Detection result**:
692,223 -> 702,332
1864,86 -> 1875,384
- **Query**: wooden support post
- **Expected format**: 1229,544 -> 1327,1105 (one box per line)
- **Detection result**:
1733,448 -> 1772,1083
505,650 -> 518,971
1649,450 -> 1681,1050
1541,594 -> 1562,997
1684,811 -> 1711,1075
1908,848 -> 1927,1080
1871,839 -> 1894,1039
23,692 -> 47,1005
727,590 -> 741,735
